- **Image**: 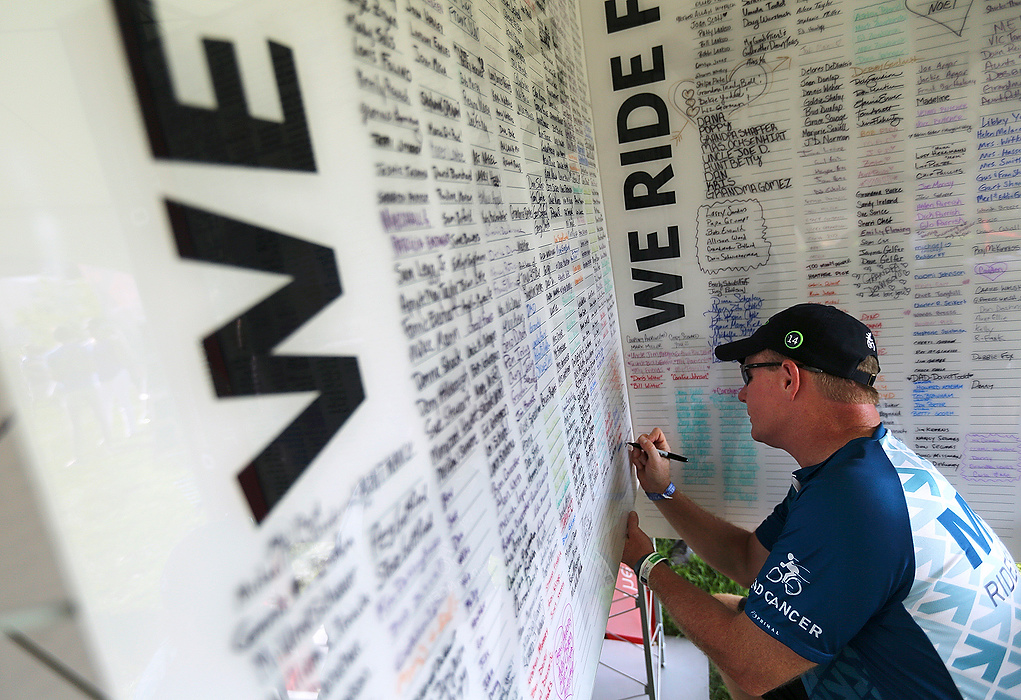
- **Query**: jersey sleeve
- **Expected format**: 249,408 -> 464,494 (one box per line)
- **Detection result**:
743,446 -> 914,664
755,487 -> 794,552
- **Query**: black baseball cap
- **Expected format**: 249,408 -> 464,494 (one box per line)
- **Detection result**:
714,303 -> 880,386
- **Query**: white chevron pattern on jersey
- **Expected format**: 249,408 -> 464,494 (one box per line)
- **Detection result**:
882,430 -> 1021,699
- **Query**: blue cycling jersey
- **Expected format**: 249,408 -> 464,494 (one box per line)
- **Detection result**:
748,424 -> 1021,699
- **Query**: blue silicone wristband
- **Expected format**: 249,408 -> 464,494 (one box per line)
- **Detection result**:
645,481 -> 675,501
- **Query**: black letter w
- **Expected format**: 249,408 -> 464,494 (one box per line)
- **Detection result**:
632,269 -> 684,331
167,201 -> 365,522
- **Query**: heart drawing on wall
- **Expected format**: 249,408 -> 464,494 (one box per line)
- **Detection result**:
668,79 -> 701,137
905,0 -> 973,37
668,59 -> 772,140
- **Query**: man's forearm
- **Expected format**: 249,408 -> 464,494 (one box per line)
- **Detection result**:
644,560 -> 756,686
644,562 -> 812,695
653,490 -> 761,587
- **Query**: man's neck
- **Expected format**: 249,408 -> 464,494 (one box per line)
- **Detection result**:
786,403 -> 881,468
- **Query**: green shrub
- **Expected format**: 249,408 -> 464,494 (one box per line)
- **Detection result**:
655,539 -> 747,636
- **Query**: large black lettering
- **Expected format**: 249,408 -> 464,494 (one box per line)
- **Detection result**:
628,226 -> 679,262
604,0 -> 660,33
624,166 -> 676,209
610,46 -> 665,90
632,269 -> 684,331
167,201 -> 365,522
617,93 -> 675,209
112,0 -> 316,170
616,93 -> 670,143
620,144 -> 672,166
115,0 -> 364,522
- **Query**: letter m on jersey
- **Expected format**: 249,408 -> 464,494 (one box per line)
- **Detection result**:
937,492 -> 992,569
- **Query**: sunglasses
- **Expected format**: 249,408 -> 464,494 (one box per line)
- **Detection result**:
739,361 -> 823,385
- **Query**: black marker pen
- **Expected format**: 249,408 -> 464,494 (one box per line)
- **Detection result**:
627,442 -> 688,462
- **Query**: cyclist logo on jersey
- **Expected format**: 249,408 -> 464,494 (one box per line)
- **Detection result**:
766,552 -> 810,596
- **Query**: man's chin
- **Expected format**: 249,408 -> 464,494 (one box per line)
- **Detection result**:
748,425 -> 775,448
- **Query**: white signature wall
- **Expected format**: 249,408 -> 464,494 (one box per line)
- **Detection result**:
0,0 -> 633,697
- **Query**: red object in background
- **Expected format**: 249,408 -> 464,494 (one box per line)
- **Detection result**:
605,563 -> 656,645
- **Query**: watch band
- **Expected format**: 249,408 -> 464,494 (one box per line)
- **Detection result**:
637,552 -> 667,586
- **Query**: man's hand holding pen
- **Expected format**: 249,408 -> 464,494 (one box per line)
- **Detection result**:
628,428 -> 676,496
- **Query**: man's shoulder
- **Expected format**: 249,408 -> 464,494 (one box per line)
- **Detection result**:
805,436 -> 903,499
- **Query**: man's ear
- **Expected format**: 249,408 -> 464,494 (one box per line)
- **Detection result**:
781,360 -> 801,398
